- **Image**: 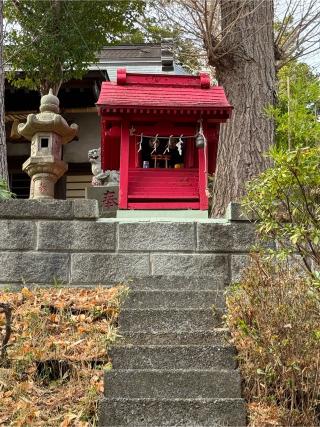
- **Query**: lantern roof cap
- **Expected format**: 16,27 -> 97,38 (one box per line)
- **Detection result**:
40,88 -> 60,113
17,90 -> 78,143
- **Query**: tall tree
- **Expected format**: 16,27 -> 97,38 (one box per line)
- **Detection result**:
0,0 -> 8,184
4,0 -> 144,95
155,0 -> 320,216
211,0 -> 275,216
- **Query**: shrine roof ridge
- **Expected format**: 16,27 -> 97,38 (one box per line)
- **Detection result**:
97,68 -> 232,112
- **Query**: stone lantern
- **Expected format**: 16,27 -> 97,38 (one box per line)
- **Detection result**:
18,89 -> 78,199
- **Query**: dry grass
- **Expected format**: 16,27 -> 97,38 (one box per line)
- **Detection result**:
0,286 -> 128,426
226,255 -> 320,427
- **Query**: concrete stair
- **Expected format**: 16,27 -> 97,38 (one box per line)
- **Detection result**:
99,277 -> 246,426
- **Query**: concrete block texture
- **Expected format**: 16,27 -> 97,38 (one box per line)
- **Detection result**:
150,253 -> 228,282
197,222 -> 256,252
37,221 -> 116,251
123,290 -> 225,309
72,199 -> 99,219
119,308 -> 223,333
231,254 -> 251,283
122,275 -> 226,290
99,397 -> 246,426
0,199 -> 98,219
0,252 -> 69,284
121,330 -> 230,346
104,369 -> 242,399
71,253 -> 150,284
110,345 -> 236,370
118,222 -> 195,252
0,220 -> 36,250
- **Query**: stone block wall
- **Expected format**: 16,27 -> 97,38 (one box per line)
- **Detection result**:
0,200 -> 256,288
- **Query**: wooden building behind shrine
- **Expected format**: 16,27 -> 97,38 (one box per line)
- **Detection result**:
5,42 -> 186,199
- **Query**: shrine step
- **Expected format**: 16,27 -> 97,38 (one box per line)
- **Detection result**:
110,345 -> 237,370
104,369 -> 242,399
99,397 -> 246,426
123,290 -> 226,309
118,308 -> 223,333
122,275 -> 227,290
118,329 -> 230,346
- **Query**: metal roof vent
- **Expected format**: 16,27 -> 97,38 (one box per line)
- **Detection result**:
161,38 -> 174,72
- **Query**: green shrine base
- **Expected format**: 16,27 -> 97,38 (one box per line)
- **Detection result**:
116,210 -> 209,220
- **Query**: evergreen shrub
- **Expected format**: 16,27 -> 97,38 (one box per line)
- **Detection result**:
242,146 -> 320,278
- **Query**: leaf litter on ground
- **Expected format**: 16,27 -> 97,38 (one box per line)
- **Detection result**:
0,285 -> 128,426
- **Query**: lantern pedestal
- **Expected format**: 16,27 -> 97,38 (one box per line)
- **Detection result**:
23,157 -> 68,199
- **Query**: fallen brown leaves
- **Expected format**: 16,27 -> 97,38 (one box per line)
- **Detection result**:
0,286 -> 128,426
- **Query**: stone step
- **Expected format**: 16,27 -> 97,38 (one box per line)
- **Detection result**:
104,369 -> 242,399
123,289 -> 226,309
124,275 -> 227,291
110,345 -> 237,370
119,329 -> 230,346
99,397 -> 246,426
119,308 -> 223,333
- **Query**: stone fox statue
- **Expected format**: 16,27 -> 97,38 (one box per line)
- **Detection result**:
88,148 -> 119,186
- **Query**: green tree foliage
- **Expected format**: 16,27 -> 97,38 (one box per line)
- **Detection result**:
242,147 -> 320,277
268,62 -> 320,149
4,0 -> 144,94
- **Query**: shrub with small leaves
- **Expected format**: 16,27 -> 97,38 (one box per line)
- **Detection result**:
226,255 -> 320,426
242,146 -> 320,277
0,179 -> 14,200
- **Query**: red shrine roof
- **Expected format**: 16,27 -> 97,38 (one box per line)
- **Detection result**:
97,68 -> 232,114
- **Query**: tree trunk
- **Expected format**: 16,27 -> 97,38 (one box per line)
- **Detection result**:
0,0 -> 8,184
210,0 -> 275,216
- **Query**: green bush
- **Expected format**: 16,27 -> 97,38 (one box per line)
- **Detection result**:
227,256 -> 320,426
242,146 -> 320,277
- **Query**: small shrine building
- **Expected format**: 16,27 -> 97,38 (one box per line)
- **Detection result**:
97,68 -> 232,213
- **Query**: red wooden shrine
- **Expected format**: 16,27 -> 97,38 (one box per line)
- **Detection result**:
96,68 -> 232,210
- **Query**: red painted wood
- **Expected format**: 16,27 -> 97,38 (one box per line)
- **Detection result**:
185,138 -> 195,168
97,69 -> 232,115
117,68 -> 127,85
127,168 -> 200,208
207,125 -> 219,174
99,69 -> 232,211
133,124 -> 196,136
117,72 -> 208,88
128,202 -> 200,210
119,120 -> 129,209
198,147 -> 208,210
101,119 -> 121,171
199,72 -> 210,88
129,194 -> 198,200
